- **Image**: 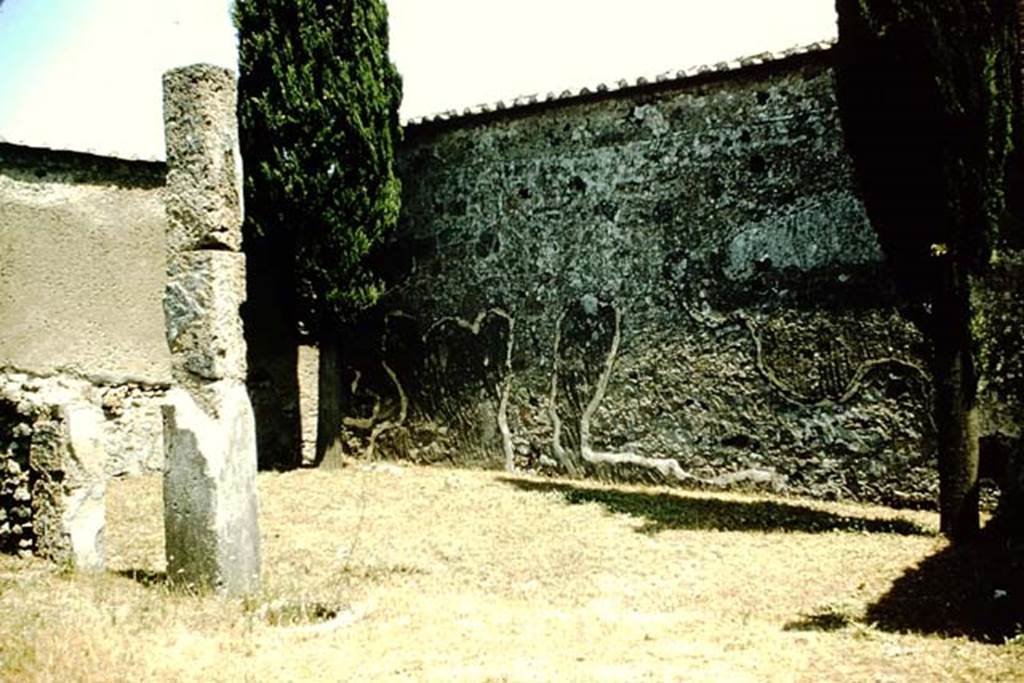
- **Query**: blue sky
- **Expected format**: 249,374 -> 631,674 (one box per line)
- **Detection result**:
0,1 -> 837,160
0,0 -> 237,159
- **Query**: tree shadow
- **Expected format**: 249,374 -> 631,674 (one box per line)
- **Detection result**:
784,609 -> 853,633
115,568 -> 167,588
499,478 -> 931,536
865,524 -> 1024,643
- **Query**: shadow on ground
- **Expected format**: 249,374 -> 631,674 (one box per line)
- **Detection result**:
500,477 -> 930,536
865,524 -> 1024,643
784,608 -> 854,633
115,568 -> 167,588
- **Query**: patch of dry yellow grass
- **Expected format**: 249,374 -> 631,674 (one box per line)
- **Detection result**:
0,464 -> 1021,681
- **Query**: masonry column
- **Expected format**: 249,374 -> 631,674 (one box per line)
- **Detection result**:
161,64 -> 261,595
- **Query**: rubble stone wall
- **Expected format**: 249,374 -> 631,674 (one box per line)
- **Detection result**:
340,51 -> 943,507
0,376 -> 107,568
0,398 -> 33,556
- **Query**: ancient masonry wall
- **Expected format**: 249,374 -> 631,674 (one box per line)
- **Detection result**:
0,379 -> 106,567
0,145 -> 171,561
0,145 -> 171,478
338,49 -> 946,507
0,66 -> 261,581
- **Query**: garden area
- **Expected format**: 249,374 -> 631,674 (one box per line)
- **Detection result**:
1,464 -> 1021,681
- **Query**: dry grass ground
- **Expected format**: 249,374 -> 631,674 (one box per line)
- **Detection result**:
1,463 -> 1022,681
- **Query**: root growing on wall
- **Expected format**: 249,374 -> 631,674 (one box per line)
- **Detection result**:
549,300 -> 763,485
364,361 -> 408,460
342,308 -> 517,466
425,308 -> 516,470
741,314 -> 931,408
342,311 -> 416,459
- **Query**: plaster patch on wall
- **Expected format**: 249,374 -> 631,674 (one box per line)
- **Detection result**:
725,193 -> 881,281
0,156 -> 172,386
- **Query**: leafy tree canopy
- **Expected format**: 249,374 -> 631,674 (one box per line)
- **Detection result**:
835,0 -> 1019,540
236,0 -> 403,331
835,0 -> 1017,314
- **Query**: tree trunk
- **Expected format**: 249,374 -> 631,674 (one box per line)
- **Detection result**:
316,335 -> 347,469
931,283 -> 981,541
242,220 -> 302,471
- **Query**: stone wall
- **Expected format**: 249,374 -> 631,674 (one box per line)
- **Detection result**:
336,50 -> 942,507
0,144 -> 171,478
0,144 -> 172,564
0,144 -> 171,385
0,397 -> 33,556
0,376 -> 107,568
0,66 -> 261,583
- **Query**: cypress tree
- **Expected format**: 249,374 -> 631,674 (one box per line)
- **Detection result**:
235,0 -> 402,469
834,0 -> 1018,540
235,0 -> 402,330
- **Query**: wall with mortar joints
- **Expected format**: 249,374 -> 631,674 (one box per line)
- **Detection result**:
338,52 -> 945,508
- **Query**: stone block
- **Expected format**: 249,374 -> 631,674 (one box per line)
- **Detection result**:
33,478 -> 105,571
162,64 -> 244,252
163,380 -> 261,595
165,251 -> 247,382
29,404 -> 106,571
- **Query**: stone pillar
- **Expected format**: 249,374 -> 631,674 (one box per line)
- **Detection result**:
161,64 -> 260,595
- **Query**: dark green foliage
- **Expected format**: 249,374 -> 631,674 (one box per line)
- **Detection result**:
835,0 -> 1019,540
235,0 -> 402,330
834,0 -> 1017,312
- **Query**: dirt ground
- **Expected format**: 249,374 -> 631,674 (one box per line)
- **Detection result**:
1,463 -> 1022,681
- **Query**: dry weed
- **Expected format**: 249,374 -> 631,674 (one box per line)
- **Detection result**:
0,464 -> 1020,681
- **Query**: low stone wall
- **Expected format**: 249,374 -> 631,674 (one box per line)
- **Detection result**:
0,142 -> 173,564
333,50 -> 944,507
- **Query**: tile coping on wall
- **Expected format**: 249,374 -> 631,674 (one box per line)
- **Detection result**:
405,39 -> 837,128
